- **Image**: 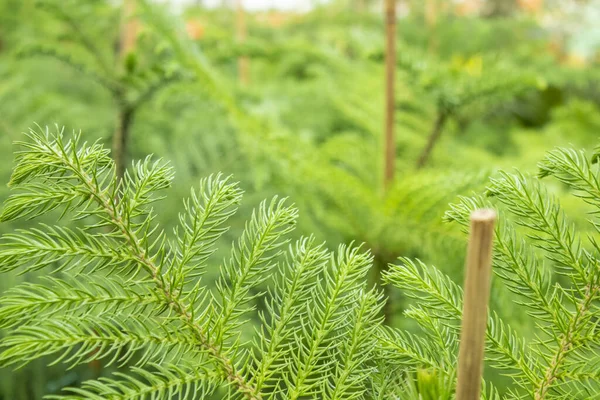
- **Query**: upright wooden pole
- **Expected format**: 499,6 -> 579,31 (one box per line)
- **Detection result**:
383,0 -> 396,189
425,0 -> 438,52
120,0 -> 138,61
425,0 -> 438,27
356,0 -> 366,13
456,209 -> 496,400
113,0 -> 138,180
236,0 -> 249,86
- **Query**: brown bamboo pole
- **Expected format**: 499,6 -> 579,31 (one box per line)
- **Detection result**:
356,0 -> 366,13
375,0 -> 398,325
112,0 -> 138,180
425,0 -> 438,27
456,209 -> 497,400
425,0 -> 438,52
236,0 -> 249,86
383,0 -> 396,189
120,0 -> 138,61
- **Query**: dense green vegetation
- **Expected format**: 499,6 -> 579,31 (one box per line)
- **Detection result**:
0,0 -> 599,398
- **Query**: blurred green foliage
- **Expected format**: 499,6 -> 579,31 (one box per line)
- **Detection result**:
0,0 -> 599,398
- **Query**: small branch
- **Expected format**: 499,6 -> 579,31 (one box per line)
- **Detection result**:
49,144 -> 262,400
41,3 -> 114,78
534,282 -> 599,399
91,176 -> 261,399
132,73 -> 186,110
456,209 -> 496,400
373,250 -> 394,323
17,46 -> 119,94
416,110 -> 448,169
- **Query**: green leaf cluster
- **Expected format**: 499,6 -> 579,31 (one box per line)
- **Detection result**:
383,144 -> 600,398
0,128 -> 385,399
4,127 -> 600,399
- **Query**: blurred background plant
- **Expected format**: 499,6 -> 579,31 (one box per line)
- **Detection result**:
0,0 -> 598,398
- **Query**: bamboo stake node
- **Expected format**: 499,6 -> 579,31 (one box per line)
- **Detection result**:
456,208 -> 496,400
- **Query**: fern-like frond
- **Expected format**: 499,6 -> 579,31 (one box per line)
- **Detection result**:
0,274 -> 163,330
169,173 -> 243,294
122,156 -> 175,217
8,127 -> 112,187
446,195 -> 565,328
0,314 -> 200,369
486,171 -> 591,285
406,144 -> 600,398
384,258 -> 540,392
17,44 -> 117,94
1,127 -> 265,398
384,258 -> 463,323
211,197 -> 298,347
34,0 -> 115,77
0,225 -> 134,274
377,326 -> 441,369
248,236 -> 329,393
539,147 -> 600,233
324,289 -> 384,400
48,363 -> 219,400
285,244 -> 372,400
0,181 -> 82,222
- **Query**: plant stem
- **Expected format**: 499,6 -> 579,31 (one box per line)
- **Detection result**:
534,282 -> 598,399
416,110 -> 447,169
375,251 -> 393,323
112,106 -> 133,181
111,0 -> 138,181
54,148 -> 262,400
97,178 -> 260,399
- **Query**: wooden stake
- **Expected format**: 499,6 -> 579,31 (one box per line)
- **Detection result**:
425,0 -> 438,27
236,0 -> 249,86
120,0 -> 138,61
383,0 -> 396,189
356,0 -> 366,13
456,209 -> 496,400
425,0 -> 439,52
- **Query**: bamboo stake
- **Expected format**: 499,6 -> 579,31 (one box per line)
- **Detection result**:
112,0 -> 138,180
356,0 -> 366,13
236,0 -> 249,86
383,0 -> 396,189
456,209 -> 496,400
425,0 -> 438,28
120,0 -> 138,61
425,0 -> 439,52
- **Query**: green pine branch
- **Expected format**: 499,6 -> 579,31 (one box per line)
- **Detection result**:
0,127 -> 389,399
2,127 -> 600,398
